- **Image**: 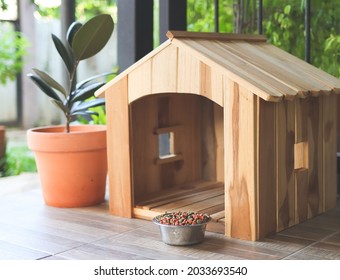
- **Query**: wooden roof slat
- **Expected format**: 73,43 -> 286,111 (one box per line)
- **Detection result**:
96,31 -> 340,103
209,40 -> 302,99
175,38 -> 285,101
167,30 -> 267,42
219,41 -> 334,96
256,44 -> 340,94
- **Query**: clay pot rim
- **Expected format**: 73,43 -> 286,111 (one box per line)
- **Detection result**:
27,124 -> 107,152
27,124 -> 106,134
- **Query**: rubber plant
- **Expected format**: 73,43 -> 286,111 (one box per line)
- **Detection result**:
28,14 -> 114,132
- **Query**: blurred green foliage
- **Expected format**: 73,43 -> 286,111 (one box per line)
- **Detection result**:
32,0 -> 117,21
0,146 -> 37,177
187,0 -> 340,78
0,25 -> 29,85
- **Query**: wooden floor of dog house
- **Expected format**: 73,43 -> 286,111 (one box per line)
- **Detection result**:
133,180 -> 225,234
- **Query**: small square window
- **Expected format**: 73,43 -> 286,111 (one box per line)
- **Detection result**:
158,131 -> 174,158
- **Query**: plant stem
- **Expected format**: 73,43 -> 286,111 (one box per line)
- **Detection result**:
66,60 -> 79,133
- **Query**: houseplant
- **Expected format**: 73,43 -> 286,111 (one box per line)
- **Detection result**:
27,14 -> 114,207
153,211 -> 211,245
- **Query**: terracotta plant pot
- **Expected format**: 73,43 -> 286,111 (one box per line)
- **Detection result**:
27,125 -> 107,207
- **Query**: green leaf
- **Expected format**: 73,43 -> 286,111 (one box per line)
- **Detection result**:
72,14 -> 114,61
27,74 -> 62,102
72,82 -> 105,103
70,111 -> 99,122
76,71 -> 115,89
284,5 -> 291,15
71,98 -> 105,113
52,34 -> 74,73
32,68 -> 67,97
67,22 -> 83,46
51,99 -> 69,115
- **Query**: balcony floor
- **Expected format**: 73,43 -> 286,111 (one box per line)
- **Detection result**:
0,173 -> 339,260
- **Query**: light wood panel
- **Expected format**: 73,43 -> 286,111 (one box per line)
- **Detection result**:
224,82 -> 256,241
128,59 -> 152,103
322,94 -> 337,211
177,48 -> 200,94
151,44 -> 178,93
212,41 -> 301,99
167,30 -> 267,42
276,100 -> 295,231
131,94 -> 204,199
220,41 -> 333,96
256,44 -> 340,94
200,62 -> 224,107
295,97 -> 323,222
201,101 -> 224,182
133,180 -> 225,234
130,95 -> 159,196
106,76 -> 132,218
257,97 -> 277,239
173,38 -> 283,102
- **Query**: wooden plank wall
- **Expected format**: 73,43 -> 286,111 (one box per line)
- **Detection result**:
276,100 -> 295,231
295,97 -> 323,221
201,101 -> 224,182
131,94 -> 204,200
322,95 -> 337,211
256,95 -> 338,239
257,98 -> 276,239
225,82 -> 256,241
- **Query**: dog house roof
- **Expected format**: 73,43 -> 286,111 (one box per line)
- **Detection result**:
96,31 -> 340,103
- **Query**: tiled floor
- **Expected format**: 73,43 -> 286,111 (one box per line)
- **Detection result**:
0,173 -> 339,260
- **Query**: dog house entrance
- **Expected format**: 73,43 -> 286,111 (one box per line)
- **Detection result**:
131,93 -> 225,233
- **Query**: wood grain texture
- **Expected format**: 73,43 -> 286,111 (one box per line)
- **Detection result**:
128,59 -> 152,103
167,30 -> 267,42
106,76 -> 132,218
200,62 -> 224,107
220,41 -> 333,97
201,101 -> 224,182
225,82 -> 256,241
131,95 -> 160,196
295,97 -> 323,221
131,94 -> 203,199
174,38 -> 283,102
151,44 -> 178,94
133,181 -> 225,231
276,100 -> 295,231
177,47 -> 200,94
322,94 -> 337,211
256,44 -> 340,94
257,97 -> 277,239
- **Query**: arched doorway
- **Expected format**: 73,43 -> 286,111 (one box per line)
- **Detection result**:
130,92 -> 225,233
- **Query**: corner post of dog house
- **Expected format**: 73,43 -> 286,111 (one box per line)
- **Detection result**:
224,81 -> 257,241
105,76 -> 133,218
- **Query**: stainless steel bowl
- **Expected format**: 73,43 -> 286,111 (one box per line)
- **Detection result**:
153,214 -> 211,246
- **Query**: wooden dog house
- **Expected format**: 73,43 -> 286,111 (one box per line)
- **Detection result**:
96,31 -> 340,241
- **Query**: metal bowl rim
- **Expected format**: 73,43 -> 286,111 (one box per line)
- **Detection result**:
152,214 -> 211,228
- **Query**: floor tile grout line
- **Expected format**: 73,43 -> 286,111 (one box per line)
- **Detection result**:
49,228 -> 145,260
281,230 -> 340,260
